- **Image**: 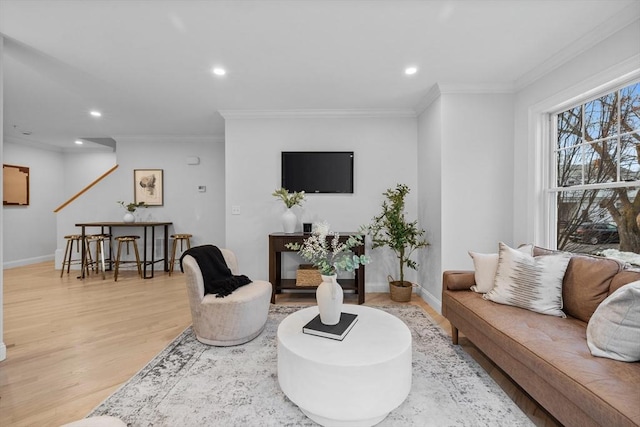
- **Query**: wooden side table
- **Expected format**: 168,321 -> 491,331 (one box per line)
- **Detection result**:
268,232 -> 366,304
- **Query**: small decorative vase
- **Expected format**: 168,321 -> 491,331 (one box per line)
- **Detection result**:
123,212 -> 135,223
316,274 -> 343,325
282,208 -> 297,233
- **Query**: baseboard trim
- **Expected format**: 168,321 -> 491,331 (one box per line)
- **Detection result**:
3,254 -> 54,269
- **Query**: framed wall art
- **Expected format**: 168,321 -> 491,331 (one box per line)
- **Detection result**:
134,169 -> 163,206
3,164 -> 30,206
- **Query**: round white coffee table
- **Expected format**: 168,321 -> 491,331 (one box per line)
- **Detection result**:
277,305 -> 412,427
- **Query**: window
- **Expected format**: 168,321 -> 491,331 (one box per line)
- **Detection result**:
551,81 -> 640,259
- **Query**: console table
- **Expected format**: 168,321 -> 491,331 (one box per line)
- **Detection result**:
268,232 -> 365,304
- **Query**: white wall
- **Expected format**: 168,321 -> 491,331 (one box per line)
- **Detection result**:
441,92 -> 515,269
417,95 -> 442,309
416,90 -> 515,312
1,33 -> 6,361
223,113 -> 418,289
54,136 -> 226,267
513,20 -> 640,246
2,140 -> 64,267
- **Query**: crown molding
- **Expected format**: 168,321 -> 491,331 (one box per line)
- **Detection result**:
112,134 -> 225,144
413,82 -> 515,115
437,83 -> 515,94
413,84 -> 442,115
515,4 -> 640,91
4,135 -> 64,152
218,109 -> 416,120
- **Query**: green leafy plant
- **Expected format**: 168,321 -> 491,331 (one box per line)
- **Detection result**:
286,221 -> 370,275
272,188 -> 306,208
362,184 -> 428,284
118,201 -> 147,212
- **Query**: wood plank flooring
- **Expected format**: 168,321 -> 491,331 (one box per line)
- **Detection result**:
1,262 -> 559,426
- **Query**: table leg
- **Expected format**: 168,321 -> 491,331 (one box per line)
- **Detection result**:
79,226 -> 87,279
163,224 -> 169,271
150,225 -> 156,278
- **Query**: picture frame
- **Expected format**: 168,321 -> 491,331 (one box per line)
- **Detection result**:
134,169 -> 163,206
3,164 -> 30,206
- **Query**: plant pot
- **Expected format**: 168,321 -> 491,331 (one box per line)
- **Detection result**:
317,274 -> 343,325
123,212 -> 135,223
281,208 -> 297,233
389,279 -> 412,302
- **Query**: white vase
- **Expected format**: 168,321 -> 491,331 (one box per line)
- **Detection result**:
281,208 -> 297,233
316,274 -> 343,325
123,212 -> 135,223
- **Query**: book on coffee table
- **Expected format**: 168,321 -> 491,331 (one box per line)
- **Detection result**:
302,312 -> 358,341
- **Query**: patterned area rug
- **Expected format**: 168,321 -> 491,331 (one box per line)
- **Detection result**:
89,305 -> 533,426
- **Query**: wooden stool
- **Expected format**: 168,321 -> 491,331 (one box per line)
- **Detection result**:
84,234 -> 108,280
169,233 -> 192,275
61,234 -> 84,277
114,236 -> 142,282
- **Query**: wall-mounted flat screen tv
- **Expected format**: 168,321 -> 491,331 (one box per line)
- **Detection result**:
282,151 -> 354,193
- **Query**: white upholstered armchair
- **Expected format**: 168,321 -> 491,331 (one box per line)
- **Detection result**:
181,248 -> 271,346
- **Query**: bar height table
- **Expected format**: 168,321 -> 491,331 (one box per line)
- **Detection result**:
76,221 -> 172,279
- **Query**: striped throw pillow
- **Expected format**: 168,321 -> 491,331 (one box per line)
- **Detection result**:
484,242 -> 571,317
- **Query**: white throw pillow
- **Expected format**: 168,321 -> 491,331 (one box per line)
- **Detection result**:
468,244 -> 533,293
468,252 -> 499,293
484,242 -> 571,317
587,281 -> 640,362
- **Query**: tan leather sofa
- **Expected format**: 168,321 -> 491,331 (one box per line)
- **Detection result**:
442,249 -> 640,427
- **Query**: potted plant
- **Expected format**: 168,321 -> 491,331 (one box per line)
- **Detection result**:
117,200 -> 147,223
363,184 -> 428,302
286,221 -> 370,324
272,187 -> 306,233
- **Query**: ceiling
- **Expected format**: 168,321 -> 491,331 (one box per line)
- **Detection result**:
1,0 -> 639,150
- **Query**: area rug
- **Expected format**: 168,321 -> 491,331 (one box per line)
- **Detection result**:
89,305 -> 533,426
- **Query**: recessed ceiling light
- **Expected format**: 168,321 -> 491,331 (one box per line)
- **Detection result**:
404,67 -> 418,75
90,110 -> 102,117
75,140 -> 84,145
212,67 -> 226,76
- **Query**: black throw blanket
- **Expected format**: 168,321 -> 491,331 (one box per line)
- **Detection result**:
180,245 -> 252,298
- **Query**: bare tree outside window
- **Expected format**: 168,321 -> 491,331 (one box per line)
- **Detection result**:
555,82 -> 640,256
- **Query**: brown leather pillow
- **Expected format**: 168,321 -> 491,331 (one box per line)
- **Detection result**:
562,255 -> 622,322
610,269 -> 640,294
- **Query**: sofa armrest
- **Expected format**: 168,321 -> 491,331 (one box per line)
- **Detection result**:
443,270 -> 475,291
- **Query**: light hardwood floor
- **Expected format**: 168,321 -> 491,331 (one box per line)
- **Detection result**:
1,262 -> 560,426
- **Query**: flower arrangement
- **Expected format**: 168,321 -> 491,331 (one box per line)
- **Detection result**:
272,187 -> 306,209
286,221 -> 370,275
117,201 -> 147,212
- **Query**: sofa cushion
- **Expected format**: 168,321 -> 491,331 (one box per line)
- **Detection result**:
484,242 -> 571,317
610,269 -> 640,294
468,244 -> 532,293
468,252 -> 498,293
562,255 -> 623,322
587,281 -> 640,362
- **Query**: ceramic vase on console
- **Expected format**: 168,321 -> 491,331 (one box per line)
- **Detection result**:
123,212 -> 135,223
316,274 -> 343,325
281,208 -> 297,233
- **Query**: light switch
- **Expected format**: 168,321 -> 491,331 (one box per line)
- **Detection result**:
232,205 -> 241,215
198,185 -> 206,192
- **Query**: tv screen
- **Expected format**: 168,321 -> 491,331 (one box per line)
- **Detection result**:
282,151 -> 354,193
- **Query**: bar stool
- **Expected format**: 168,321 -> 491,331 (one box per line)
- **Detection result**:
114,235 -> 142,281
60,234 -> 84,277
84,234 -> 108,280
169,233 -> 192,276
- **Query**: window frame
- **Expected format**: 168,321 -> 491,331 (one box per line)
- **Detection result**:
531,67 -> 640,250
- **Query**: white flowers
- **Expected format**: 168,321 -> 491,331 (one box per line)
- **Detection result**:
286,221 -> 370,275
